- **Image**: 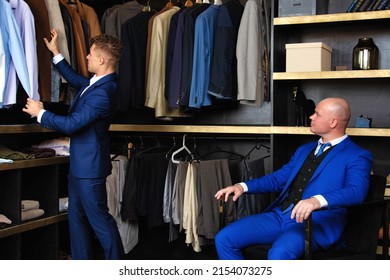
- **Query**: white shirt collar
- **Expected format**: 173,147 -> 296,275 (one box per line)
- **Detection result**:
89,74 -> 106,86
319,134 -> 348,146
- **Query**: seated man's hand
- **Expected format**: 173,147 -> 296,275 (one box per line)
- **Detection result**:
291,197 -> 321,223
215,184 -> 244,202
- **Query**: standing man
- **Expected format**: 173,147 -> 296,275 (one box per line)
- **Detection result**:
23,29 -> 124,259
215,97 -> 373,259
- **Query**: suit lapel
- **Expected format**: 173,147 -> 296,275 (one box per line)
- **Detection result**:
310,137 -> 350,182
68,73 -> 117,112
69,85 -> 88,112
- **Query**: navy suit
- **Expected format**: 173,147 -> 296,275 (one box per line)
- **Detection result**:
215,137 -> 373,259
41,59 -> 124,259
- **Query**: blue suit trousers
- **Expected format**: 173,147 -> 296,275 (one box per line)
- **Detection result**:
68,175 -> 124,259
215,207 -> 320,260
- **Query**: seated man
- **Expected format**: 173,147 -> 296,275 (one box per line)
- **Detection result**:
215,97 -> 373,260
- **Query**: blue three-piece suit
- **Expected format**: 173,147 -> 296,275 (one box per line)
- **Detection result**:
216,137 -> 373,259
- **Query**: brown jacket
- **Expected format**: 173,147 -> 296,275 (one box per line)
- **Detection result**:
59,0 -> 89,77
73,0 -> 102,38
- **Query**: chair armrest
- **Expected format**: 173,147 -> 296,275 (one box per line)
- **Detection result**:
304,197 -> 390,260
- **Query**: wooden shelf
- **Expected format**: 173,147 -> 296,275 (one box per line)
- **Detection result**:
271,126 -> 390,137
0,124 -> 53,134
1,124 -> 388,139
110,124 -> 273,135
109,124 -> 390,137
274,10 -> 390,25
0,156 -> 69,171
273,70 -> 390,80
0,213 -> 68,238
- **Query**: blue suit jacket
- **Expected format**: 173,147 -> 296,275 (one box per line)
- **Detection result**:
245,137 -> 373,250
41,59 -> 118,179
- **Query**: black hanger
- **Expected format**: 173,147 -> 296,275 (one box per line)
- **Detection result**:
198,138 -> 244,161
244,138 -> 270,160
165,137 -> 178,159
187,137 -> 201,161
137,137 -> 169,156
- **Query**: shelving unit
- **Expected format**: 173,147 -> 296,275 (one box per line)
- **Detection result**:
0,126 -> 69,259
273,10 -> 390,25
270,2 -> 390,167
270,0 -> 390,259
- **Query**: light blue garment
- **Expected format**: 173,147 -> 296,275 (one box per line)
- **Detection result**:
5,0 -> 38,106
0,0 -> 31,108
188,5 -> 220,109
0,28 -> 5,100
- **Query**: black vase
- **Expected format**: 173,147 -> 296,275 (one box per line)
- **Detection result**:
352,37 -> 379,70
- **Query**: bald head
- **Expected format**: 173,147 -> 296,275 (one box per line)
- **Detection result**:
309,97 -> 351,141
321,97 -> 351,123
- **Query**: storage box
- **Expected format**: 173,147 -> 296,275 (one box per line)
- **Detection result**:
285,42 -> 332,72
278,0 -> 328,17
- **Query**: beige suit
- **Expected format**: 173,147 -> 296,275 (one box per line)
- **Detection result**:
145,7 -> 191,119
44,0 -> 71,82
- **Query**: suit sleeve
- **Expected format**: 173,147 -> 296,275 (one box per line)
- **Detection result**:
41,88 -> 109,135
55,59 -> 89,89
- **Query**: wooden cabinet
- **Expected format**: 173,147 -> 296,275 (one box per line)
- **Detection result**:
0,125 -> 69,259
270,1 -> 390,170
109,1 -> 390,174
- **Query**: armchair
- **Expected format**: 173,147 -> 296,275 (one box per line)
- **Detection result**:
242,174 -> 388,260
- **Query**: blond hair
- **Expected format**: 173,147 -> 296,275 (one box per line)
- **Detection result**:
90,34 -> 123,65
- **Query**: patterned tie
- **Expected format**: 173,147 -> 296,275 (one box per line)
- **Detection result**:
316,142 -> 331,157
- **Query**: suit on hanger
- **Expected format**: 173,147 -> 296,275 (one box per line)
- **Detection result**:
40,58 -> 123,259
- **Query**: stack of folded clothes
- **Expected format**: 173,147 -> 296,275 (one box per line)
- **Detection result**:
32,137 -> 70,156
21,200 -> 44,221
0,214 -> 12,228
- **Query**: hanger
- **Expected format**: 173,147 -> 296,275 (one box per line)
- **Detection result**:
137,137 -> 169,156
188,137 -> 201,161
244,138 -> 270,160
166,0 -> 174,8
111,136 -> 133,160
184,0 -> 193,7
198,138 -> 244,161
171,134 -> 193,164
165,137 -> 178,159
143,0 -> 151,11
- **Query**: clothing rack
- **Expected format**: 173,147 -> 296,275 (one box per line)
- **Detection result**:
110,134 -> 271,162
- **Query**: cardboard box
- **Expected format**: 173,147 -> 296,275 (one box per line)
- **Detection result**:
278,0 -> 328,17
285,42 -> 332,72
